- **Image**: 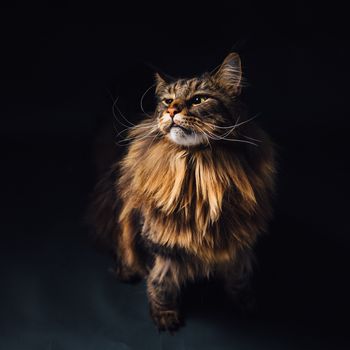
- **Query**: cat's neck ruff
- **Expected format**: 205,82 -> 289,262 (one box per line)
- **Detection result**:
117,124 -> 275,257
126,138 -> 256,223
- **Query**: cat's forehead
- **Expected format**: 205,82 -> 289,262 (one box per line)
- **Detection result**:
165,76 -> 213,97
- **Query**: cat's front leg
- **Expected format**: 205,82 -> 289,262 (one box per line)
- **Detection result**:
147,256 -> 183,333
113,212 -> 148,283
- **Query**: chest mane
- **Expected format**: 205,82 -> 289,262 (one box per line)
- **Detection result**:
129,141 -> 256,223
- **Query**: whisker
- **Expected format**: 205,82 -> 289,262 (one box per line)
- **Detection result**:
112,96 -> 136,128
240,133 -> 262,143
202,115 -> 240,130
115,121 -> 156,139
117,126 -> 158,144
140,83 -> 156,118
194,122 -> 234,141
203,113 -> 260,131
224,138 -> 258,146
116,134 -> 159,146
113,96 -> 156,131
115,126 -> 132,138
206,131 -> 258,146
233,114 -> 260,128
146,130 -> 161,152
205,127 -> 235,140
194,125 -> 213,150
204,123 -> 237,129
208,131 -> 258,146
195,122 -> 258,147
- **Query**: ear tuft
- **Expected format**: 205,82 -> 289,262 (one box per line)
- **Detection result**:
213,52 -> 242,95
155,72 -> 173,95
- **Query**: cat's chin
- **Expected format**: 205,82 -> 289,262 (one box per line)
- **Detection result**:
167,126 -> 206,147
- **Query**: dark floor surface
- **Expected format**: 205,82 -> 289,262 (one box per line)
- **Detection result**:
1,132 -> 349,349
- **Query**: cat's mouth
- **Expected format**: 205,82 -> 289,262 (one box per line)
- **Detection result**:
170,125 -> 193,135
166,123 -> 205,146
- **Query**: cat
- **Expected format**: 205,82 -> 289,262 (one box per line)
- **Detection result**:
91,53 -> 276,332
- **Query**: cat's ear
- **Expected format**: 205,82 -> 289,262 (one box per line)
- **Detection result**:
213,52 -> 242,95
154,72 -> 173,95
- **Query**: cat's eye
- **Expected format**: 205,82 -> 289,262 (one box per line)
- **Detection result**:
191,96 -> 208,105
162,98 -> 173,106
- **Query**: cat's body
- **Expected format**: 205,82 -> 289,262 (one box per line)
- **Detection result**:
91,53 -> 276,332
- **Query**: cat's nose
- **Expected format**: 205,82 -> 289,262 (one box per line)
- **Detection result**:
167,106 -> 180,118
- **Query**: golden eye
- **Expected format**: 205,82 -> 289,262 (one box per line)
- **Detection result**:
162,98 -> 173,106
191,96 -> 208,105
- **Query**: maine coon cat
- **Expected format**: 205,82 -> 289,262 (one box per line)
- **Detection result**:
91,53 -> 276,332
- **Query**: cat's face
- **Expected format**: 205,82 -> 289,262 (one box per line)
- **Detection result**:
155,53 -> 242,147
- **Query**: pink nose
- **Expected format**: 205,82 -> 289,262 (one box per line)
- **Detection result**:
167,106 -> 180,118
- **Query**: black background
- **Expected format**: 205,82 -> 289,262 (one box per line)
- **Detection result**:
1,3 -> 349,349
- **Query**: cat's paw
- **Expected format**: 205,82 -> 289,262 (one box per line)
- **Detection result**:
150,305 -> 182,333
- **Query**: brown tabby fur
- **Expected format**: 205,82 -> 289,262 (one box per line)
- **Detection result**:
90,53 -> 276,332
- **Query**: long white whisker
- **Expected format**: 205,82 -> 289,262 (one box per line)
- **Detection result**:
204,123 -> 237,129
194,125 -> 213,150
208,131 -> 258,146
146,130 -> 161,153
115,121 -> 156,139
116,134 -> 159,145
233,114 -> 260,128
118,126 -> 158,143
240,133 -> 262,143
203,116 -> 240,136
116,126 -> 132,138
222,138 -> 258,146
112,97 -> 136,127
205,127 -> 234,140
113,97 -> 157,131
140,83 -> 156,118
196,122 -> 258,147
203,113 -> 260,131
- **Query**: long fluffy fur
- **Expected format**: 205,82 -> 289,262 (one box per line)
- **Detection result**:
118,121 -> 275,268
90,53 -> 276,332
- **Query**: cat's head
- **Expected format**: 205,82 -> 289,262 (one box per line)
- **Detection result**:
155,53 -> 243,147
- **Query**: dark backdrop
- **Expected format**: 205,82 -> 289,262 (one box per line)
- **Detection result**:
1,3 -> 349,349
